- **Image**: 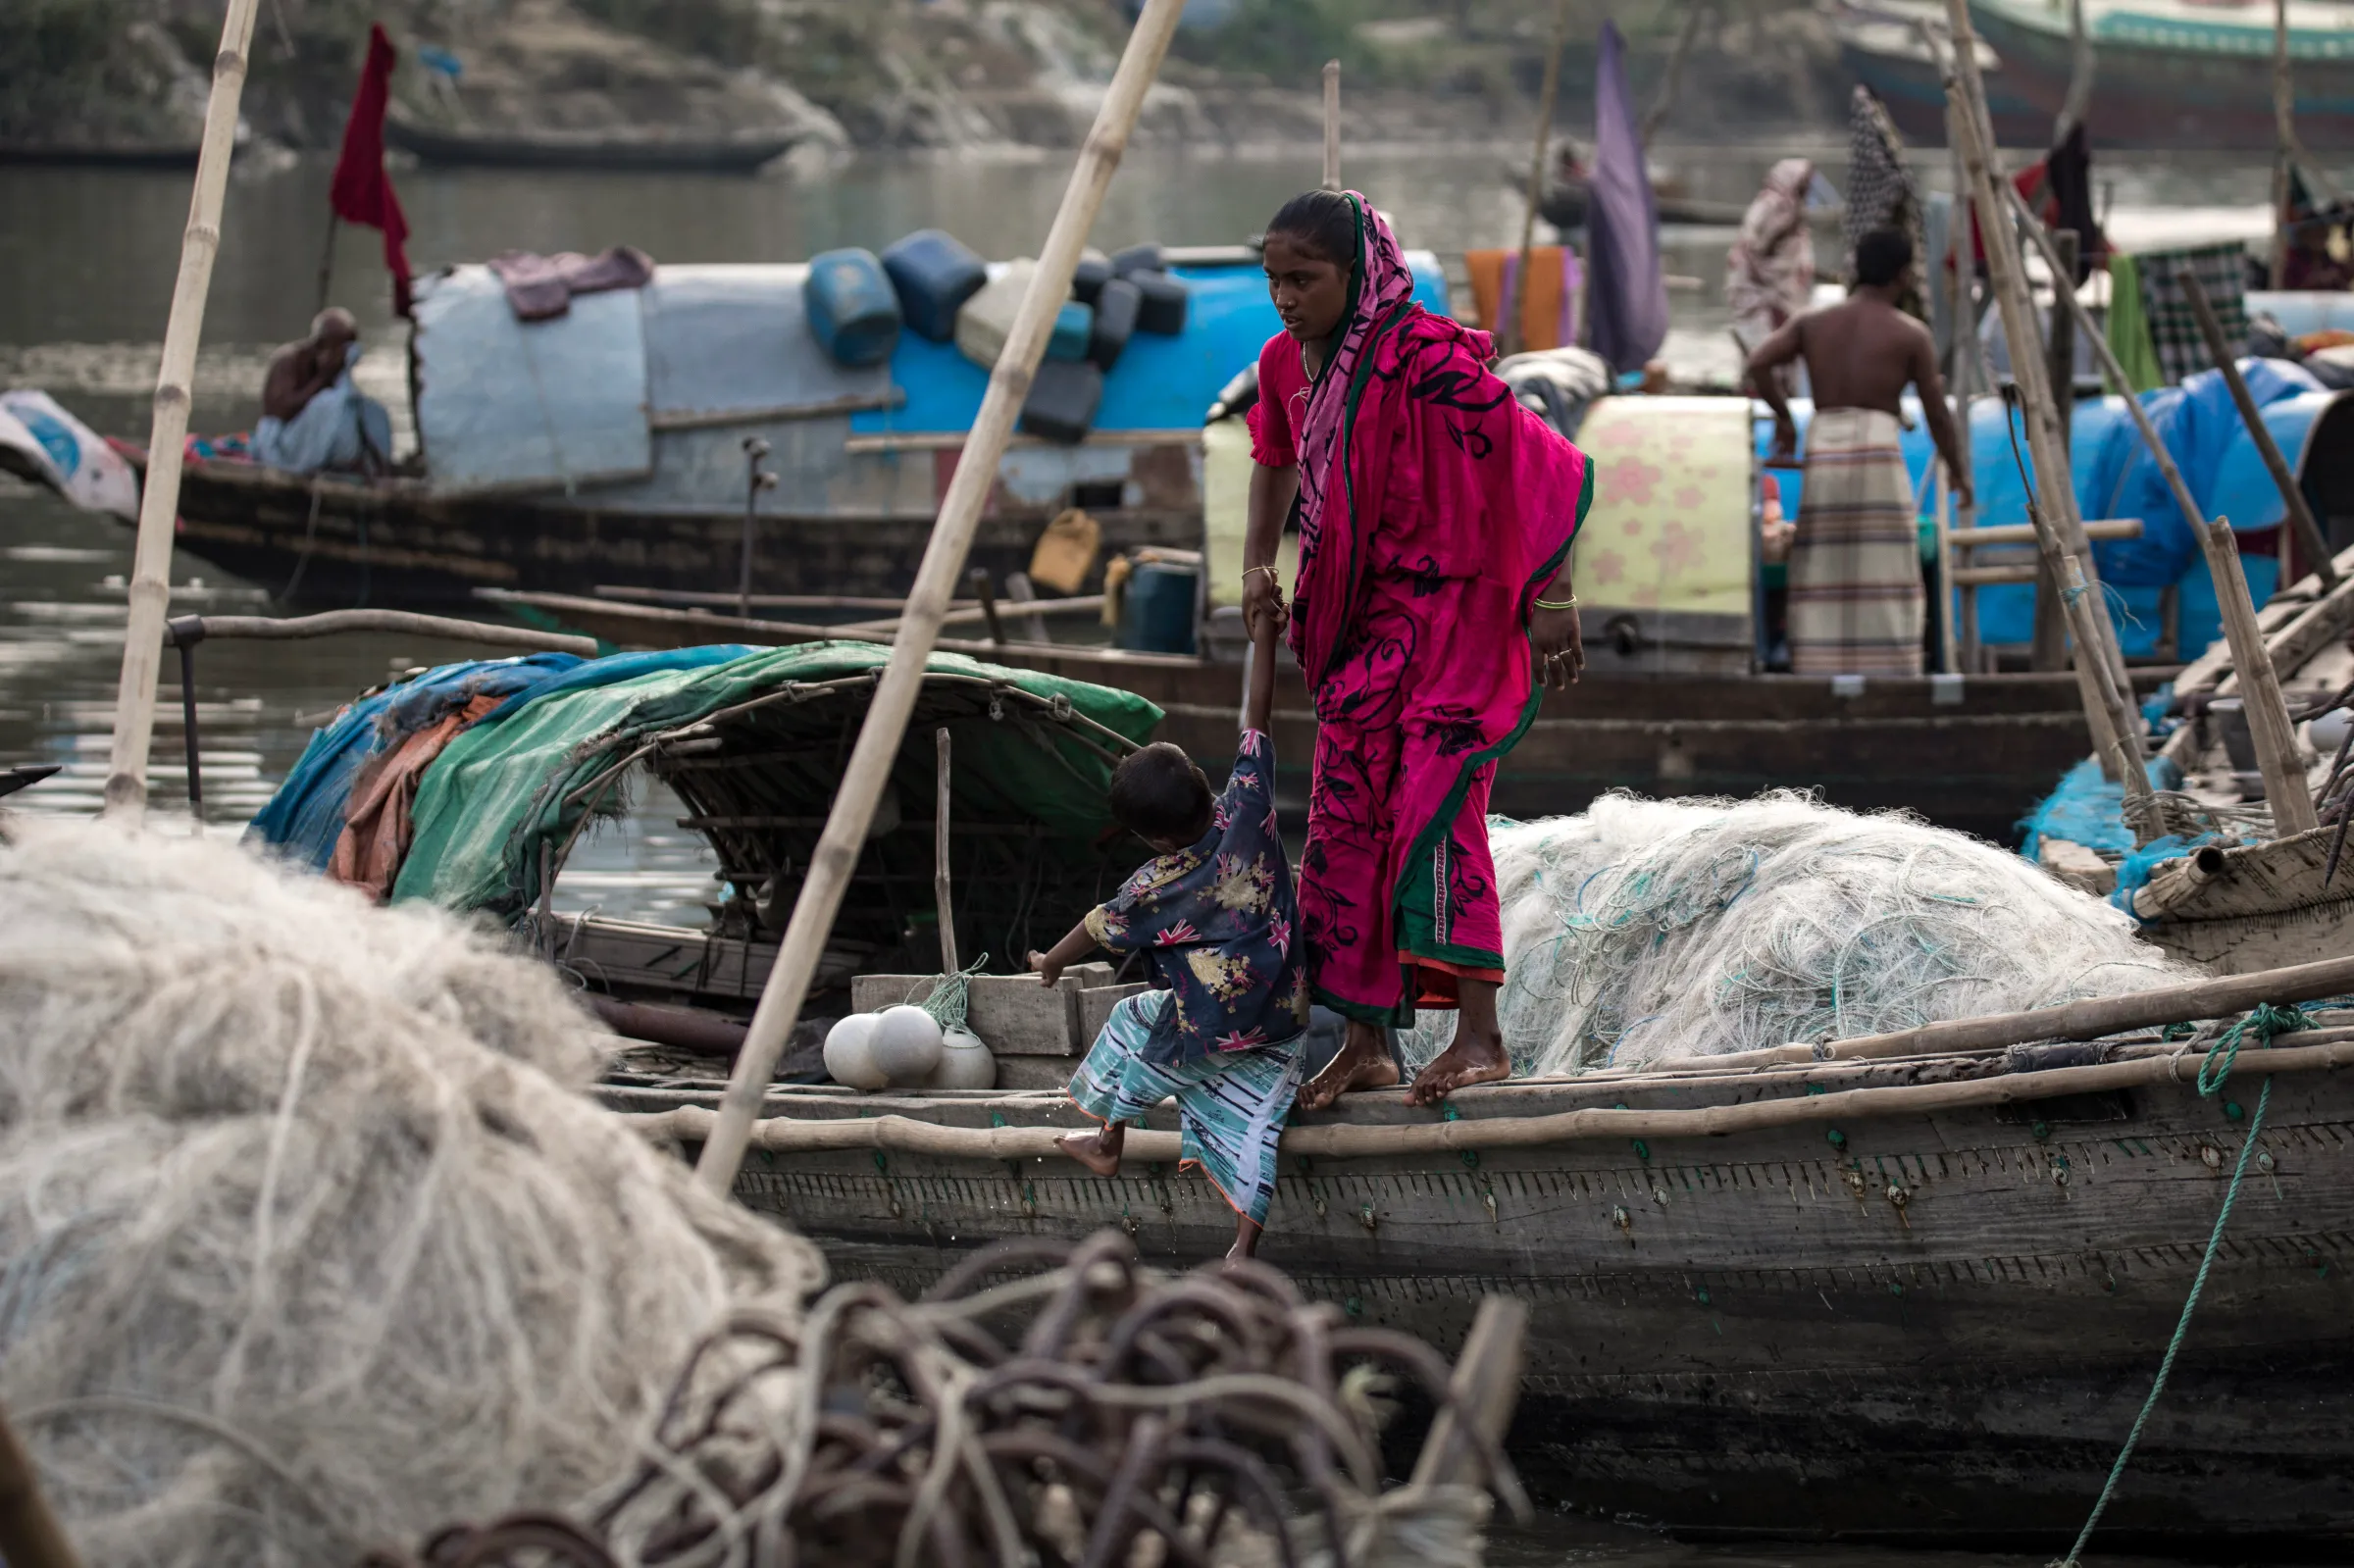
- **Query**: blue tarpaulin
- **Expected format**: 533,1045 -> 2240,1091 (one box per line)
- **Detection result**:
1759,367 -> 2345,659
246,645 -> 755,870
851,256 -> 1451,435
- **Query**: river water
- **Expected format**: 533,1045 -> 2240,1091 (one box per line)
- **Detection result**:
0,143 -> 2294,1563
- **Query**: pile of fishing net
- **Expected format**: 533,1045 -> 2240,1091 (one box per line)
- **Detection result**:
0,816 -> 823,1567
1404,791 -> 2195,1076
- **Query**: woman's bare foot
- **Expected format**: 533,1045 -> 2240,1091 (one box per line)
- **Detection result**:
1406,977 -> 1510,1106
1056,1124 -> 1125,1177
1404,1028 -> 1510,1105
1298,1022 -> 1401,1113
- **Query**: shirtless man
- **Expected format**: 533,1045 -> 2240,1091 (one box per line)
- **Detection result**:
1744,228 -> 1971,676
263,309 -> 360,425
256,308 -> 390,476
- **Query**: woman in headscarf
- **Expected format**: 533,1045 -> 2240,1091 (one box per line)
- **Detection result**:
1727,158 -> 1817,371
1241,191 -> 1591,1109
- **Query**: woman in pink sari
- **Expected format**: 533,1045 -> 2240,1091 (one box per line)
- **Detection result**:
1243,191 -> 1592,1108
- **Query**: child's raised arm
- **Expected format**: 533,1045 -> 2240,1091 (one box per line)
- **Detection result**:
1028,918 -> 1098,987
1245,596 -> 1279,736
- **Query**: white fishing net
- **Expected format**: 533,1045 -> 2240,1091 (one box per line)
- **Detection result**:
1401,791 -> 2195,1075
0,816 -> 823,1567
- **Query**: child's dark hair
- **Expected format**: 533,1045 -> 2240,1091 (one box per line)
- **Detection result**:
1854,227 -> 1913,288
1108,742 -> 1213,844
1264,190 -> 1359,267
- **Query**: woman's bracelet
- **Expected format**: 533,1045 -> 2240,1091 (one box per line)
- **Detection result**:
1242,565 -> 1280,584
1534,591 -> 1578,611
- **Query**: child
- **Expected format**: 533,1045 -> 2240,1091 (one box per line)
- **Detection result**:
1028,610 -> 1306,1260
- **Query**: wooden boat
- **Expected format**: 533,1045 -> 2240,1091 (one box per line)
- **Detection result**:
0,141 -> 204,169
2035,542 -> 2354,970
1833,0 -> 2050,147
384,117 -> 801,173
488,585 -> 2142,843
126,251 -> 1436,610
131,454 -> 1200,609
1970,0 -> 2354,151
236,621 -> 2354,1547
602,1000 -> 2354,1549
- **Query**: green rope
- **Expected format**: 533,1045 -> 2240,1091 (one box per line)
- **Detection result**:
2050,1001 -> 2307,1567
918,954 -> 991,1034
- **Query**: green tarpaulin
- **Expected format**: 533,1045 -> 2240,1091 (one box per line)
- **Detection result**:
393,642 -> 1164,917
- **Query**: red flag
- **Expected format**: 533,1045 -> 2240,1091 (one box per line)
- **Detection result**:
330,24 -> 414,316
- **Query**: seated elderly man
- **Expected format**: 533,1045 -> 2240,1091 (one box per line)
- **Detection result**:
255,308 -> 391,476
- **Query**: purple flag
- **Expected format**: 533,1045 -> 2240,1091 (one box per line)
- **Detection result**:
1585,20 -> 1668,373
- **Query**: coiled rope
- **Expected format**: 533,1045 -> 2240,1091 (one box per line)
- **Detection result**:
2050,1000 -> 2309,1567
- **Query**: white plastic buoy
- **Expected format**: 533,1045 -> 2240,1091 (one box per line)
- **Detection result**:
822,1013 -> 888,1091
2312,706 -> 2352,760
928,1024 -> 998,1089
870,1004 -> 946,1087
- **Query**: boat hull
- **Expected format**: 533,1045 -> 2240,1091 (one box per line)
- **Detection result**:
145,459 -> 1198,609
1970,0 -> 2354,150
609,1063 -> 2354,1548
1840,41 -> 2049,147
384,118 -> 799,172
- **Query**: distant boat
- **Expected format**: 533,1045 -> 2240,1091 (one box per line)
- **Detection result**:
0,141 -> 202,170
1833,0 -> 2050,146
1970,0 -> 2354,149
384,117 -> 801,174
1525,144 -> 1845,229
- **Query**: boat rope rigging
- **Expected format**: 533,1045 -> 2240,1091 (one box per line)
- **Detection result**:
2051,1000 -> 2310,1568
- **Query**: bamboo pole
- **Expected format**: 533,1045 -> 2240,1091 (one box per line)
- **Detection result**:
1640,1 -> 1709,144
2201,515 -> 2321,835
632,1034 -> 2354,1162
1410,1297 -> 1529,1492
1944,94 -> 1982,670
1504,0 -> 1575,361
2179,271 -> 2339,591
2272,0 -> 2292,289
934,728 -> 958,976
1321,60 -> 1342,190
2054,0 -> 2096,144
1934,467 -> 1959,675
693,0 -> 1192,1197
2030,229 -> 2078,673
103,0 -> 264,823
2059,553 -> 2155,805
1939,18 -> 2129,694
1664,948 -> 2354,1073
170,610 -> 598,656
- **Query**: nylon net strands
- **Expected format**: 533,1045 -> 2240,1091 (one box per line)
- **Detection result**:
0,816 -> 823,1568
1403,791 -> 2197,1075
369,1233 -> 1522,1568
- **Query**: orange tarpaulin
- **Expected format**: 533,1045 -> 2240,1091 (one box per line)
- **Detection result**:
328,691 -> 503,900
1465,246 -> 1577,353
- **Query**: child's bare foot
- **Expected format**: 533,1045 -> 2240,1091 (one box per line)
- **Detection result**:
1404,1027 -> 1510,1106
1055,1125 -> 1124,1177
1298,1022 -> 1400,1113
1225,1214 -> 1264,1262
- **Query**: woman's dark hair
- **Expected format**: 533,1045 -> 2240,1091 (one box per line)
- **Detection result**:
1108,741 -> 1214,843
1264,190 -> 1360,267
1854,227 -> 1914,288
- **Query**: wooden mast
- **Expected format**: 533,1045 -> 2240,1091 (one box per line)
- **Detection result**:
695,0 -> 1194,1196
1321,60 -> 1342,190
1504,0 -> 1575,360
1942,18 -> 2152,828
102,0 -> 264,824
